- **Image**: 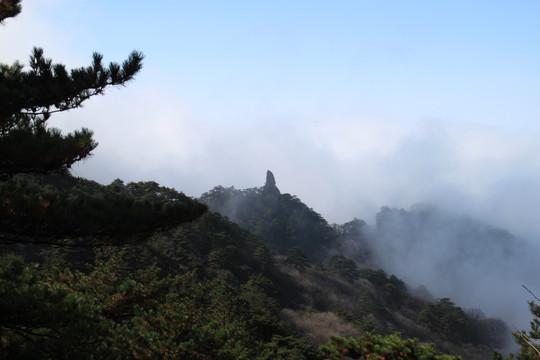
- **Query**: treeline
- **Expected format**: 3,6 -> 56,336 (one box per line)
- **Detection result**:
0,210 -> 460,359
200,182 -> 539,359
2,1 -> 540,358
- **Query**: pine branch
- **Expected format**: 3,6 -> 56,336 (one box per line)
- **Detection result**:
0,0 -> 21,23
0,48 -> 144,121
523,285 -> 540,302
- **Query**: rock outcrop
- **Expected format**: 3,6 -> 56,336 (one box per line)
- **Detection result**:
262,170 -> 281,198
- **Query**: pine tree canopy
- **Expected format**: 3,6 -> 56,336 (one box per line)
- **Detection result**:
0,0 -> 21,23
0,1 -> 206,245
0,175 -> 208,246
0,0 -> 143,176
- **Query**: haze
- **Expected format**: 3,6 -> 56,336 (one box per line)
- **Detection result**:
3,0 -> 540,244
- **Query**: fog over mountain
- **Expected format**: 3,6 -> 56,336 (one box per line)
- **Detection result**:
362,204 -> 540,332
4,1 -> 540,246
201,171 -> 540,335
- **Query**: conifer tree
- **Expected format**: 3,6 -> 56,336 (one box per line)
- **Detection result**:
285,246 -> 311,271
0,0 -> 143,176
0,0 -> 20,23
512,288 -> 540,359
326,254 -> 361,282
0,0 -> 206,245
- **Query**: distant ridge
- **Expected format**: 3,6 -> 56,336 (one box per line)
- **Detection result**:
199,170 -> 335,259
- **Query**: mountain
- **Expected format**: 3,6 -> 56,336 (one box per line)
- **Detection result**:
199,170 -> 525,357
368,204 -> 540,332
3,170 -> 535,359
200,171 -> 540,334
199,170 -> 337,260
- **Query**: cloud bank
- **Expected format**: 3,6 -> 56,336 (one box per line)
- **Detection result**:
3,1 -> 540,243
366,204 -> 540,332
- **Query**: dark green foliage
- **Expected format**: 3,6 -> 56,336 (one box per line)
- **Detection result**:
332,218 -> 371,263
334,218 -> 366,235
0,175 -> 207,245
0,192 -> 514,360
356,290 -> 390,319
135,212 -> 288,342
359,268 -> 390,287
325,254 -> 361,283
239,274 -> 282,340
264,335 -> 319,360
0,0 -> 21,24
418,298 -> 471,343
421,297 -> 510,351
253,244 -> 276,273
517,299 -> 540,358
331,271 -> 407,332
200,180 -> 375,266
0,45 -> 143,175
143,212 -> 272,279
286,246 -> 311,271
492,351 -> 515,360
0,6 -> 515,356
0,223 -> 327,359
319,333 -> 461,360
0,253 -> 106,359
359,269 -> 407,308
0,121 -> 97,176
0,248 -> 275,359
200,185 -> 335,259
334,290 -> 388,332
497,293 -> 540,360
0,4 -> 205,248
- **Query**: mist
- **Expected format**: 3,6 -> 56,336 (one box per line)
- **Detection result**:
65,109 -> 540,245
4,1 -> 540,242
362,203 -> 540,332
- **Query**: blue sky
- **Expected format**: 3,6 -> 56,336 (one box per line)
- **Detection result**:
3,0 -> 540,240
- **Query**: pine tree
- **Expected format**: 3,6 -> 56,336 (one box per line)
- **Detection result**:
319,332 -> 461,360
326,254 -> 361,282
0,1 -> 143,176
0,0 -> 21,23
285,246 -> 311,271
0,1 -> 206,245
513,287 -> 540,359
492,289 -> 540,360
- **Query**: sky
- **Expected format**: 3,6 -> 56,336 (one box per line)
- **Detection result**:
3,0 -> 540,241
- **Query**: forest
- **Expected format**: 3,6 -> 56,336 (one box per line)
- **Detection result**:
1,1 -> 540,359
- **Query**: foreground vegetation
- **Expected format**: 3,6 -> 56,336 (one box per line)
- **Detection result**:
3,208 -> 538,359
2,1 -> 539,358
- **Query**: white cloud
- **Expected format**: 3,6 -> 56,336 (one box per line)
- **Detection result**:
5,1 -> 540,244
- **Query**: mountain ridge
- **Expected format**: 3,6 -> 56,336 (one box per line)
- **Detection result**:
199,170 -> 538,349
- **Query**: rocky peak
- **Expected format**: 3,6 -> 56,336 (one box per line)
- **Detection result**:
265,170 -> 276,187
263,170 -> 280,197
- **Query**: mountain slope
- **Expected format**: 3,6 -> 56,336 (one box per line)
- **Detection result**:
198,171 -> 518,358
199,170 -> 336,260
367,204 -> 540,333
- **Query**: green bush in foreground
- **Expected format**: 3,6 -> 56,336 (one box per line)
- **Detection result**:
319,332 -> 461,360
